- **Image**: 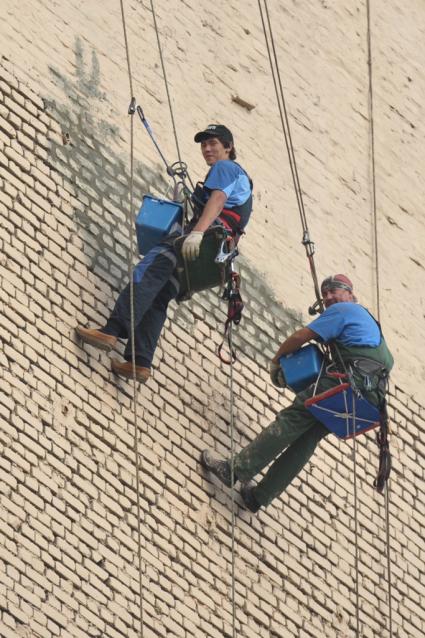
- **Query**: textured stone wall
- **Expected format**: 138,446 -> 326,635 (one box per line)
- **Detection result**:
1,1 -> 425,637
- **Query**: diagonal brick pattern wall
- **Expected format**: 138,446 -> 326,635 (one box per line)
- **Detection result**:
2,0 -> 425,399
1,56 -> 425,638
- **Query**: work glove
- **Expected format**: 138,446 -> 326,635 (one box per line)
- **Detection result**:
270,360 -> 286,389
181,231 -> 204,261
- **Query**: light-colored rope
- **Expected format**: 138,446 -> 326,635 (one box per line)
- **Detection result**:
149,0 -> 183,164
119,1 -> 145,635
228,323 -> 237,638
366,2 -> 393,636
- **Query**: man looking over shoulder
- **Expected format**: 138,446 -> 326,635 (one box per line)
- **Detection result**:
184,124 -> 252,256
201,274 -> 394,513
76,124 -> 253,383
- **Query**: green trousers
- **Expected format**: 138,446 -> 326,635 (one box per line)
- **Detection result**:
233,380 -> 338,507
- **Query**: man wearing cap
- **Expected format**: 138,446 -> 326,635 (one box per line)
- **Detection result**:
76,124 -> 252,382
201,274 -> 393,513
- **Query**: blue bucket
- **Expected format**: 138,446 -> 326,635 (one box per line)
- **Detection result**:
135,195 -> 183,255
280,344 -> 324,393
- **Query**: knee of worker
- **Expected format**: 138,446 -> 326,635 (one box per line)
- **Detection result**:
306,421 -> 330,449
272,401 -> 330,448
152,278 -> 179,312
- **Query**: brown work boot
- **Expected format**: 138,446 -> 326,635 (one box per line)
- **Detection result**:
111,359 -> 150,383
75,326 -> 117,351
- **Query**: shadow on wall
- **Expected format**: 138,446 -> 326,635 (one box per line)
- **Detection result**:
43,36 -> 302,364
45,36 -> 168,292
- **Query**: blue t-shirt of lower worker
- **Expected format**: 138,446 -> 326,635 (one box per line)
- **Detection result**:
204,160 -> 251,209
307,302 -> 381,347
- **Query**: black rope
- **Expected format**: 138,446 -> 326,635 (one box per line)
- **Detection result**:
257,0 -> 323,310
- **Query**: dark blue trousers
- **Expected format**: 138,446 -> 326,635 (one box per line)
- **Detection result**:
103,242 -> 179,368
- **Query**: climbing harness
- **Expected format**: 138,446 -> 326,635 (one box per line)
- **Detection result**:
173,226 -> 235,302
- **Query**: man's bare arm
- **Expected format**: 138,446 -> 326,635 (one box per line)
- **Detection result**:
272,327 -> 318,363
192,190 -> 227,232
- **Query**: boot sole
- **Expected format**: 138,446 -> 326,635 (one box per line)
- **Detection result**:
111,362 -> 150,383
75,329 -> 116,352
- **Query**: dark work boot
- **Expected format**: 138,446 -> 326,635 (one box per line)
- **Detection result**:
200,450 -> 234,488
240,481 -> 261,513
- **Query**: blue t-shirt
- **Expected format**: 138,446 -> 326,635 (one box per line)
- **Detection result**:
204,160 -> 251,208
307,302 -> 381,347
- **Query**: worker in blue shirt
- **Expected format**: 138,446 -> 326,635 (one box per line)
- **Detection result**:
76,125 -> 253,383
201,274 -> 393,513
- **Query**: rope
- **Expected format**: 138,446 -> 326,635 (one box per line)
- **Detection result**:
147,6 -> 239,629
366,0 -> 381,323
119,0 -> 135,99
257,3 -> 362,630
228,324 -> 237,638
351,400 -> 361,637
149,0 -> 183,164
257,0 -> 323,309
119,1 -> 145,635
366,3 -> 393,636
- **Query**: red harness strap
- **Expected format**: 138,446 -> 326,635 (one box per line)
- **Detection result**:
218,208 -> 243,241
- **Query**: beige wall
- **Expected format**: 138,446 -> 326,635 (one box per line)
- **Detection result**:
1,2 -> 425,637
3,0 -> 424,399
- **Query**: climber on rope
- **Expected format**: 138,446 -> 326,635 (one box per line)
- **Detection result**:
201,274 -> 394,512
76,124 -> 253,383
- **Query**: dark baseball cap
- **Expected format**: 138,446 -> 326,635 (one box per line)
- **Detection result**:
321,274 -> 353,293
194,124 -> 233,144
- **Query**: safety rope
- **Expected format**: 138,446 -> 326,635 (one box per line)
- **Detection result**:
366,2 -> 393,636
257,2 -> 370,634
149,0 -> 183,165
350,398 -> 361,637
147,7 -> 239,632
120,4 -> 239,635
366,0 -> 381,324
257,0 -> 323,311
228,323 -> 237,638
119,1 -> 145,635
